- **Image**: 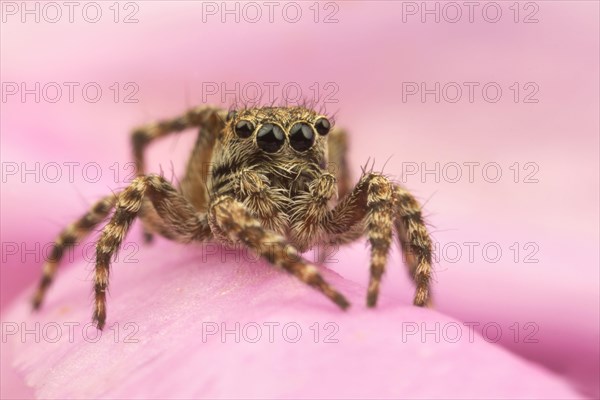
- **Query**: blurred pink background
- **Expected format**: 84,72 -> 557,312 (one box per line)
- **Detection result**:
1,1 -> 598,398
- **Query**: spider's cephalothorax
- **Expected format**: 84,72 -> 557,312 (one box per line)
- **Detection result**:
210,107 -> 336,242
32,105 -> 434,330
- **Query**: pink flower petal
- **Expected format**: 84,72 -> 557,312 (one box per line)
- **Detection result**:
2,241 -> 582,399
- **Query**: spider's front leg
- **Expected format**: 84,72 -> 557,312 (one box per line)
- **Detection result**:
208,196 -> 350,311
323,173 -> 433,308
93,175 -> 211,329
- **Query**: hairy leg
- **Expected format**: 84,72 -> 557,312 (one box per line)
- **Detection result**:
393,186 -> 434,306
131,105 -> 225,178
327,174 -> 395,305
131,106 -> 225,241
93,174 -> 212,329
32,195 -> 117,309
322,173 -> 433,307
209,196 -> 350,311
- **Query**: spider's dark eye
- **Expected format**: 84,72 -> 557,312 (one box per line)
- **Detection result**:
234,120 -> 254,138
314,118 -> 331,136
256,123 -> 285,153
289,123 -> 315,152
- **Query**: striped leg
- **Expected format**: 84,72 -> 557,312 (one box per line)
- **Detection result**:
209,196 -> 350,311
324,173 -> 431,307
131,105 -> 225,176
364,176 -> 395,306
326,173 -> 395,306
93,175 -> 211,329
131,105 -> 225,241
32,195 -> 117,310
393,186 -> 433,307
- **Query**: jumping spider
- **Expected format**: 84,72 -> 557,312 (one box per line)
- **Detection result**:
32,105 -> 433,329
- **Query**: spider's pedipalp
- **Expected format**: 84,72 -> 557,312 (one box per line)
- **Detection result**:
289,172 -> 338,252
209,196 -> 350,311
236,168 -> 289,234
32,194 -> 117,310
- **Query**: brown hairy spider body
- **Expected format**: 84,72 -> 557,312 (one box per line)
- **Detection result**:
32,105 -> 433,329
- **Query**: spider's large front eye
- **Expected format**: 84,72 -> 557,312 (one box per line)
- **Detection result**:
234,120 -> 255,138
289,123 -> 315,152
314,117 -> 331,136
256,123 -> 285,153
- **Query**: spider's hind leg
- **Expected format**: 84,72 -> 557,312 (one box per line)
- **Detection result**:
32,195 -> 117,310
393,186 -> 434,307
131,105 -> 225,242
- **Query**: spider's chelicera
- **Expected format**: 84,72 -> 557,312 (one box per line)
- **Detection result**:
32,105 -> 433,330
